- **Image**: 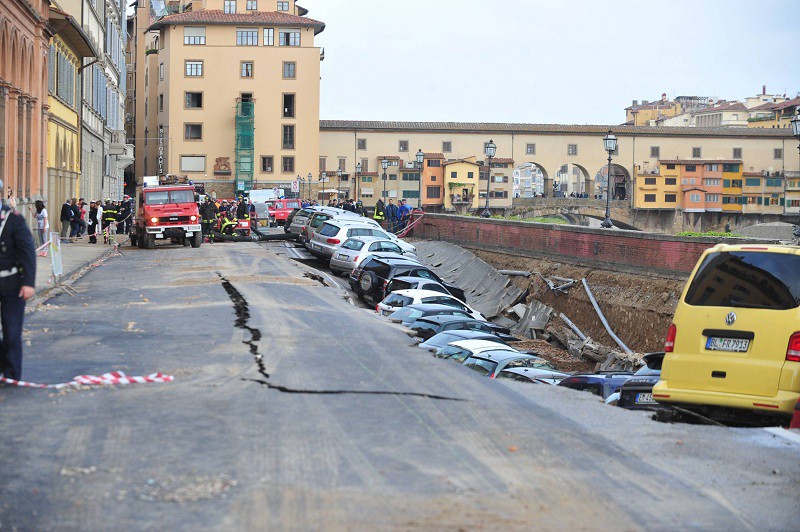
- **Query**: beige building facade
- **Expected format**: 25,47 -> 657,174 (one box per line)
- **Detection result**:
132,0 -> 323,197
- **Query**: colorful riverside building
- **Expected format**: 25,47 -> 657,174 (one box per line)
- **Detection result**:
635,159 -> 743,213
742,171 -> 785,214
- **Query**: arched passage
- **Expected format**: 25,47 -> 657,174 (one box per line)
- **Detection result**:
553,163 -> 591,197
594,163 -> 631,201
514,162 -> 548,197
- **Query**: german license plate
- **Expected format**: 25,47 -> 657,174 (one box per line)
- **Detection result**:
635,393 -> 655,404
706,337 -> 749,352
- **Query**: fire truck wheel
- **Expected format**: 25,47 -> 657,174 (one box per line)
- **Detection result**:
130,234 -> 138,247
190,231 -> 202,248
182,237 -> 190,246
145,233 -> 156,249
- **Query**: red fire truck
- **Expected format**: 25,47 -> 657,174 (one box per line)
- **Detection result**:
130,175 -> 202,249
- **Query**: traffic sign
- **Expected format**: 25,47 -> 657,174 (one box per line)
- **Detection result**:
291,180 -> 299,193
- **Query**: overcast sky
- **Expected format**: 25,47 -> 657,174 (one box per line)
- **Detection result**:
308,0 -> 800,125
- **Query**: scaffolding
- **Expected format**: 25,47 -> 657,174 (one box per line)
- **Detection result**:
235,99 -> 255,193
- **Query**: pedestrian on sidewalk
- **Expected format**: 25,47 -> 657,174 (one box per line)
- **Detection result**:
34,200 -> 48,247
69,199 -> 81,242
87,201 -> 99,244
59,198 -> 71,242
77,198 -> 87,237
0,201 -> 36,381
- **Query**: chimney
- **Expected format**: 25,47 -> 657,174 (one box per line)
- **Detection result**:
662,92 -> 667,102
632,100 -> 638,106
763,85 -> 766,95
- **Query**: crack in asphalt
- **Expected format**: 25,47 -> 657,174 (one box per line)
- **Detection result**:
217,273 -> 463,401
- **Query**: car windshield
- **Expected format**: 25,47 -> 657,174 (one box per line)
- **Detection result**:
310,214 -> 332,228
436,345 -> 472,362
388,307 -> 416,321
503,357 -> 555,370
463,357 -> 497,376
145,189 -> 195,205
382,293 -> 413,308
284,200 -> 300,209
684,251 -> 800,310
341,239 -> 364,251
386,279 -> 414,293
411,321 -> 439,336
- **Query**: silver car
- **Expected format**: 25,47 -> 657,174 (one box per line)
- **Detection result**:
308,220 -> 415,259
329,236 -> 418,274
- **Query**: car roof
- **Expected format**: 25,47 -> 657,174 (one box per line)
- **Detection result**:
368,255 -> 420,265
708,243 -> 800,255
404,303 -> 468,312
466,351 -> 537,363
392,289 -> 455,299
446,339 -> 518,352
423,330 -> 502,343
415,314 -> 475,324
392,276 -> 439,284
344,236 -> 393,244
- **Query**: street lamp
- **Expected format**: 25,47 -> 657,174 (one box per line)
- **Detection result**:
381,158 -> 389,203
601,130 -> 618,228
482,139 -> 497,218
321,171 -> 327,202
307,172 -> 312,201
336,168 -> 343,203
791,108 -> 800,155
416,149 -> 425,209
355,162 -> 361,201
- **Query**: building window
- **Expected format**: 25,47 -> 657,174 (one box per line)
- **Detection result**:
450,171 -> 457,179
356,138 -> 367,150
403,190 -> 420,199
159,63 -> 164,80
185,60 -> 203,77
263,28 -> 274,46
360,158 -> 369,173
442,141 -> 452,153
650,146 -> 660,158
774,148 -> 783,159
282,125 -> 295,149
261,155 -> 274,173
685,165 -> 697,172
185,92 -> 203,109
705,194 -> 720,202
279,30 -> 300,46
388,174 -> 397,181
183,26 -> 206,45
283,94 -> 295,118
526,143 -> 536,155
319,157 -> 326,172
722,164 -> 739,172
644,177 -> 657,185
224,0 -> 236,12
745,178 -> 760,187
282,62 -> 296,79
398,140 -> 409,152
338,158 -> 346,171
237,29 -> 258,46
427,159 -> 441,168
733,147 -> 742,159
567,144 -> 578,155
467,172 -> 474,179
158,94 -> 164,111
282,156 -> 294,173
665,194 -> 677,203
402,172 -> 420,181
184,123 -> 202,140
731,180 -> 742,188
240,61 -> 253,77
703,179 -> 720,186
180,155 -> 206,172
361,175 -> 373,183
246,0 -> 257,8
692,147 -> 702,158
666,164 -> 676,170
689,194 -> 701,202
277,0 -> 289,9
665,178 -> 676,186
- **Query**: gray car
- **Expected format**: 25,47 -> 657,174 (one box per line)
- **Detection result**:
329,236 -> 418,274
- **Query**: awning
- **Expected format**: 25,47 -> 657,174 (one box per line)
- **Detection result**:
49,7 -> 98,59
321,188 -> 339,193
360,188 -> 374,195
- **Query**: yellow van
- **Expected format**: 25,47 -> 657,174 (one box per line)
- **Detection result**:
654,244 -> 800,424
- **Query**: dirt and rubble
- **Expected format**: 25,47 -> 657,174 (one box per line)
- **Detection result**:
468,249 -> 685,354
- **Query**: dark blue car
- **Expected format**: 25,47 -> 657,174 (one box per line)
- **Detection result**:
557,371 -> 634,400
617,352 -> 666,410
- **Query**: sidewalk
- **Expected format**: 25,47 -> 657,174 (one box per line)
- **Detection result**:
34,235 -> 126,297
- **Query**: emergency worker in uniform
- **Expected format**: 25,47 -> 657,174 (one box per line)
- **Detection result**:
200,196 -> 218,243
102,200 -> 118,244
219,210 -> 237,235
373,199 -> 386,227
236,198 -> 247,221
0,201 -> 36,380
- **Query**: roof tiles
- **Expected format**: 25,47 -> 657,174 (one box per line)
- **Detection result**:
148,9 -> 325,32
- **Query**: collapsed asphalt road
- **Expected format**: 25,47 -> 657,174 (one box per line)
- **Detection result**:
0,241 -> 798,530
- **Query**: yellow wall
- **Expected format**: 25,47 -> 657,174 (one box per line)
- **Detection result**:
443,159 -> 481,210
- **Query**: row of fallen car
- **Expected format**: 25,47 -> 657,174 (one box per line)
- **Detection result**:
284,209 -> 800,427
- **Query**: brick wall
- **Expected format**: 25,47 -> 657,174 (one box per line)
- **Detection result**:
413,214 -> 772,277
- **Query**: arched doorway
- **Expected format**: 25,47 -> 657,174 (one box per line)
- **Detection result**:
554,163 -> 590,197
594,163 -> 630,201
514,162 -> 548,197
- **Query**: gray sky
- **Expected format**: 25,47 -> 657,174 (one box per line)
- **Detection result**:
309,0 -> 800,125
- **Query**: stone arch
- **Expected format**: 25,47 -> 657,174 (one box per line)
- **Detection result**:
553,162 -> 591,197
9,27 -> 19,86
515,161 -> 549,197
0,19 -> 8,81
594,163 -> 631,201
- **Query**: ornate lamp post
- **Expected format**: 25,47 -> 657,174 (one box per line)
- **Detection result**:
481,139 -> 497,218
601,130 -> 618,228
354,163 -> 361,201
306,172 -> 312,201
336,168 -> 343,203
320,171 -> 327,202
296,175 -> 302,199
415,149 -> 425,209
381,158 -> 389,202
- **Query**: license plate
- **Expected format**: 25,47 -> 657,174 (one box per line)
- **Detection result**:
311,243 -> 320,250
381,309 -> 392,316
635,393 -> 655,404
706,337 -> 750,352
336,254 -> 348,260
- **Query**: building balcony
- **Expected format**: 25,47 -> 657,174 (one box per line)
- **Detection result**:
451,194 -> 474,204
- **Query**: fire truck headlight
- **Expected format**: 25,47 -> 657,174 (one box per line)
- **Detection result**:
150,217 -> 158,224
190,215 -> 197,222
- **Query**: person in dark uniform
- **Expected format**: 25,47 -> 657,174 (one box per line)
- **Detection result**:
87,201 -> 99,244
0,202 -> 36,380
199,197 -> 218,243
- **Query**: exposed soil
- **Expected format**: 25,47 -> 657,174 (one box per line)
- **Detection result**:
471,249 -> 685,353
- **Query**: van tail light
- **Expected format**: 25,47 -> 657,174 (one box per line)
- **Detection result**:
326,238 -> 341,244
664,323 -> 677,353
786,332 -> 800,362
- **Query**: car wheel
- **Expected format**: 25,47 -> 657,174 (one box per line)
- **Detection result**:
359,271 -> 378,293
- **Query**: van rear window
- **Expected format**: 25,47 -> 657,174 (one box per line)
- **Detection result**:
318,223 -> 339,237
685,251 -> 800,310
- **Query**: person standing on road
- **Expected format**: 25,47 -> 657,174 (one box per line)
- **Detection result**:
87,201 -> 99,244
102,199 -> 118,244
118,196 -> 132,234
373,198 -> 386,227
200,196 -> 218,243
385,199 -> 398,233
34,200 -> 48,247
236,198 -> 247,220
0,201 -> 36,381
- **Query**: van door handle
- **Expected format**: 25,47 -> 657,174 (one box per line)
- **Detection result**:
712,371 -> 726,379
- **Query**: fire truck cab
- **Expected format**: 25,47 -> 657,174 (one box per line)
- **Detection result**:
130,174 -> 202,249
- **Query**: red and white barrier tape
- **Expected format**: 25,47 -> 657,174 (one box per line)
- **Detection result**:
0,371 -> 174,389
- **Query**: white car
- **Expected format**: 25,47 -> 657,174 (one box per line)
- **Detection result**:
308,220 -> 415,259
434,339 -> 519,362
376,289 -> 484,320
329,236 -> 418,274
497,367 -> 570,384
